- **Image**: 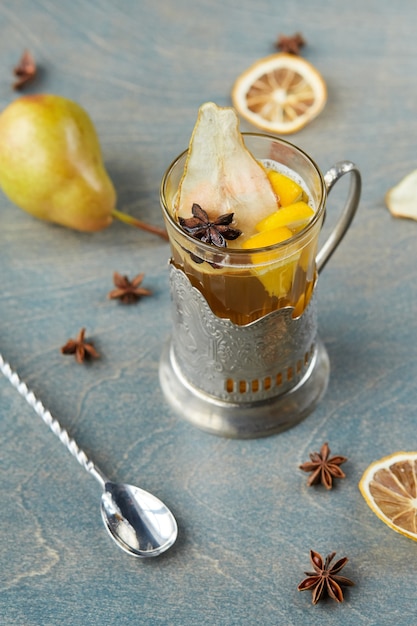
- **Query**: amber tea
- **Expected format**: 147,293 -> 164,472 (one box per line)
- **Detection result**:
161,128 -> 324,325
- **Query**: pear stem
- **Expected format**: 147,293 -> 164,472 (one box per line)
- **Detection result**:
111,208 -> 169,241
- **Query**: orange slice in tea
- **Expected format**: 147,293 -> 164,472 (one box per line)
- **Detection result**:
241,226 -> 296,297
267,169 -> 308,206
255,201 -> 314,232
241,225 -> 293,249
359,452 -> 417,541
232,53 -> 327,134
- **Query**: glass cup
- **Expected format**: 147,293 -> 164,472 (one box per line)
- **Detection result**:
159,134 -> 361,438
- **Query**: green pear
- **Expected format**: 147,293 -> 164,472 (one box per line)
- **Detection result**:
0,94 -> 116,231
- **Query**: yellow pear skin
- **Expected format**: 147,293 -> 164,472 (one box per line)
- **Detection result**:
0,94 -> 116,231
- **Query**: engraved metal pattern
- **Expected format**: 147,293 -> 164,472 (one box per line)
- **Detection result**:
169,265 -> 318,403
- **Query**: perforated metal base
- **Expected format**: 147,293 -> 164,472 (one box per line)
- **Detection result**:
159,337 -> 330,438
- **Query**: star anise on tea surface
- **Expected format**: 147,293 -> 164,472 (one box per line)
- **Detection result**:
179,203 -> 242,247
299,442 -> 347,489
298,550 -> 354,604
275,32 -> 306,55
61,328 -> 100,364
108,272 -> 152,304
13,50 -> 37,90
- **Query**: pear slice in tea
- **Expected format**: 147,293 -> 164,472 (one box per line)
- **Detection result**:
174,102 -> 278,245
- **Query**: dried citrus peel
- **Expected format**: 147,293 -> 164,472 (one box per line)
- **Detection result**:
386,169 -> 417,220
359,451 -> 417,541
231,53 -> 327,134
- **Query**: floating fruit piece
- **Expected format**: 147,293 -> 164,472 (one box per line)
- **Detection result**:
241,225 -> 295,297
241,220 -> 314,300
260,261 -> 295,299
175,102 -> 278,244
255,201 -> 314,232
267,169 -> 307,206
385,169 -> 417,220
0,95 -> 167,239
241,225 -> 293,249
359,451 -> 417,541
231,53 -> 327,134
292,280 -> 314,318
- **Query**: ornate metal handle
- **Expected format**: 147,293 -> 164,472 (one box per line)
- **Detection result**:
316,160 -> 361,273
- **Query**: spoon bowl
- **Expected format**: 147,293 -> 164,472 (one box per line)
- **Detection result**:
0,354 -> 178,558
101,482 -> 178,557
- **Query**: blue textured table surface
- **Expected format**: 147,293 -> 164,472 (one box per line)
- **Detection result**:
1,1 -> 417,624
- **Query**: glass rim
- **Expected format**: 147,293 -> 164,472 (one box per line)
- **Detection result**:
160,132 -> 327,256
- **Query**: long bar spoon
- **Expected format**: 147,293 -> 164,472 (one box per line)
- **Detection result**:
0,353 -> 178,557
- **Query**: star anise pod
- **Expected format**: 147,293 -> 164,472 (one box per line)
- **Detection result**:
298,550 -> 354,604
108,272 -> 152,304
13,50 -> 37,90
299,442 -> 347,489
275,32 -> 305,55
61,328 -> 100,364
179,203 -> 241,247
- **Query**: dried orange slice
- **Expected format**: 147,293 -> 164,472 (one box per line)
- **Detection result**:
359,452 -> 417,541
232,53 -> 327,134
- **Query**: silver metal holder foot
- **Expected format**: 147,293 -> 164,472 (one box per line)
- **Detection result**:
159,337 -> 329,438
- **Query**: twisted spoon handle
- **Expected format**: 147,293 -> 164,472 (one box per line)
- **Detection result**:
0,353 -> 107,487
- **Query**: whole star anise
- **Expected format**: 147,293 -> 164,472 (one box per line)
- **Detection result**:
61,328 -> 100,364
275,32 -> 306,55
298,550 -> 354,604
13,50 -> 37,90
179,203 -> 241,247
299,442 -> 347,489
108,272 -> 152,304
